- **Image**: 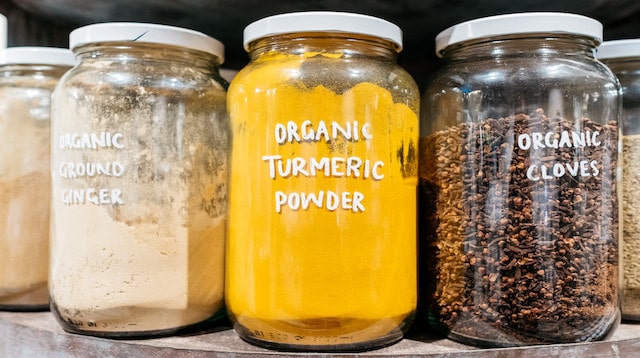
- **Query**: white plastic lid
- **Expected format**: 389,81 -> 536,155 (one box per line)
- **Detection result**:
243,11 -> 403,51
0,14 -> 6,49
69,22 -> 225,63
597,39 -> 640,60
435,12 -> 603,57
0,47 -> 76,66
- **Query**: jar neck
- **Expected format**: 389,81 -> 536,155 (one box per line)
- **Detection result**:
247,33 -> 399,62
441,35 -> 599,61
0,64 -> 71,85
601,57 -> 640,73
74,43 -> 222,71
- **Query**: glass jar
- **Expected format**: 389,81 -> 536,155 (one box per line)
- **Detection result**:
419,13 -> 620,347
598,39 -> 640,321
50,23 -> 228,337
0,47 -> 74,311
226,11 -> 419,351
0,14 -> 6,49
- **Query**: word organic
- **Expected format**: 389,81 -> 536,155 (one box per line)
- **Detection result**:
264,120 -> 384,213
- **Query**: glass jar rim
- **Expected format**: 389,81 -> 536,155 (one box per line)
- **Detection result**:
0,46 -> 76,66
243,11 -> 403,52
435,12 -> 602,57
69,22 -> 225,64
597,39 -> 640,60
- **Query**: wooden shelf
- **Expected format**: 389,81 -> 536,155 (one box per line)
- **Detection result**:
1,311 -> 640,357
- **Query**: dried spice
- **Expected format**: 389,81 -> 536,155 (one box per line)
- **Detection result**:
0,75 -> 58,309
0,54 -> 73,310
420,109 -> 619,345
226,12 -> 419,349
50,28 -> 228,335
622,134 -> 640,319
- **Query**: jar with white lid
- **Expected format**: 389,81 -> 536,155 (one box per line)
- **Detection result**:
0,14 -> 6,49
598,39 -> 640,321
420,13 -> 620,346
0,47 -> 74,311
50,23 -> 228,337
227,11 -> 419,351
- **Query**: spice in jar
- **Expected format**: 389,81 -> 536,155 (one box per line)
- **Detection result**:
420,13 -> 620,346
0,47 -> 75,310
597,39 -> 640,321
49,23 -> 228,337
226,12 -> 419,351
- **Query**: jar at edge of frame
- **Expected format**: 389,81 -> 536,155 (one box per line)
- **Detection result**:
419,12 -> 621,347
226,11 -> 420,351
49,22 -> 228,338
598,39 -> 640,322
0,47 -> 75,311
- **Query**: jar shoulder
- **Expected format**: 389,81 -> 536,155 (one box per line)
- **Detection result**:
58,62 -> 225,94
230,56 -> 419,109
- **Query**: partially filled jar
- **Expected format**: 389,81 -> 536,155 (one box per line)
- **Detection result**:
598,39 -> 640,321
50,23 -> 228,337
0,47 -> 75,311
419,13 -> 620,346
226,11 -> 419,351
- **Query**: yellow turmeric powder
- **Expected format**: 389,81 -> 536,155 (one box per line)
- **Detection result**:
226,47 -> 418,348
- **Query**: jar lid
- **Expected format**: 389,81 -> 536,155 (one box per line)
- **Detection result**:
69,22 -> 225,63
243,11 -> 403,51
0,47 -> 76,66
435,12 -> 603,57
597,39 -> 640,60
0,14 -> 6,49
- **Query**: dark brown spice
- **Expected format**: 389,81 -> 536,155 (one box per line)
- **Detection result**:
419,109 -> 619,346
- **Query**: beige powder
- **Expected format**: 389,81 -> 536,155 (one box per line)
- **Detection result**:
50,56 -> 228,333
623,134 -> 640,319
0,83 -> 56,308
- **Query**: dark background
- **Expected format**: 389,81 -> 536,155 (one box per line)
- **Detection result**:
1,0 -> 639,87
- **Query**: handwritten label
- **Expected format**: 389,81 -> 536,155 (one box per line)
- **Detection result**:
58,132 -> 125,205
264,120 -> 384,213
517,130 -> 602,181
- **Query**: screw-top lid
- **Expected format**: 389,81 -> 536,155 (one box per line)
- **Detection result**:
597,39 -> 640,60
435,12 -> 603,57
243,11 -> 403,51
0,13 -> 6,49
69,22 -> 225,63
0,47 -> 76,66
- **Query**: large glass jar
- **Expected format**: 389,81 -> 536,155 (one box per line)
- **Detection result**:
0,47 -> 74,311
598,39 -> 640,321
226,11 -> 419,351
419,13 -> 620,347
50,23 -> 228,337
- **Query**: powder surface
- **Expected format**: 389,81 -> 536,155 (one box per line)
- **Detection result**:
226,50 -> 418,344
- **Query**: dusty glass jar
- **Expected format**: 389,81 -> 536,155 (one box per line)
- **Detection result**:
420,13 -> 621,347
50,23 -> 228,337
227,11 -> 419,351
0,47 -> 74,311
598,39 -> 640,321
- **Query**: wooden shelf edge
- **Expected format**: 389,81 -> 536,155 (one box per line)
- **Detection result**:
2,311 -> 640,357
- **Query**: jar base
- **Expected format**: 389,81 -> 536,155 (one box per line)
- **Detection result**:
439,309 -> 620,348
0,283 -> 49,310
0,303 -> 49,312
231,313 -> 413,352
50,301 -> 226,339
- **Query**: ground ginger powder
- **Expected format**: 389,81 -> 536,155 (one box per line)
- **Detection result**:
226,51 -> 418,345
50,58 -> 227,334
